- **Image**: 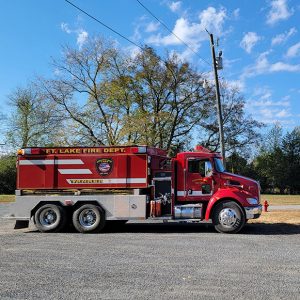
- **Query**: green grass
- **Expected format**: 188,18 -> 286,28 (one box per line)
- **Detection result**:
0,195 -> 15,203
261,194 -> 300,206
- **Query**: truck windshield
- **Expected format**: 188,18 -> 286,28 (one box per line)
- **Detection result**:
214,158 -> 225,172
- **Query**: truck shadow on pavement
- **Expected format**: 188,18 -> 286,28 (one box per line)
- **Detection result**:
242,222 -> 300,235
98,222 -> 300,235
24,222 -> 300,235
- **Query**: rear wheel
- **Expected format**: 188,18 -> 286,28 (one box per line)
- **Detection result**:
212,201 -> 245,233
34,204 -> 66,233
72,204 -> 105,233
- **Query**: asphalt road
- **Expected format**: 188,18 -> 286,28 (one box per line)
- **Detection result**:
0,218 -> 299,300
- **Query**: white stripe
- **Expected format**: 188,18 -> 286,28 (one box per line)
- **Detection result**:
127,178 -> 146,183
59,169 -> 92,174
19,159 -> 54,165
177,190 -> 212,196
56,159 -> 84,165
66,178 -> 147,184
19,159 -> 84,166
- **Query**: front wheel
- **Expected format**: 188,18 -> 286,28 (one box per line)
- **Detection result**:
72,204 -> 105,233
212,201 -> 245,233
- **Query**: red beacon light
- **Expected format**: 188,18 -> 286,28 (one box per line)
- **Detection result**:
131,146 -> 147,154
194,145 -> 212,153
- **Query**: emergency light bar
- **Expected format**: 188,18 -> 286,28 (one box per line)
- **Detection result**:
17,148 -> 41,155
131,146 -> 147,154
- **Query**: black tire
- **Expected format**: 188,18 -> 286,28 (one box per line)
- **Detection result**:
72,204 -> 105,233
212,201 -> 245,234
34,204 -> 66,233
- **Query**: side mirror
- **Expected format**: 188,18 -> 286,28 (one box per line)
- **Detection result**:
205,161 -> 213,177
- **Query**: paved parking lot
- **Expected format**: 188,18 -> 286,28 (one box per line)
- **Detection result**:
0,217 -> 299,300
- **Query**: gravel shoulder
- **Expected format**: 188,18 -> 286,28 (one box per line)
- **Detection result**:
0,218 -> 299,300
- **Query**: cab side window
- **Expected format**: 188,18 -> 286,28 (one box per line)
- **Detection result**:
188,159 -> 212,177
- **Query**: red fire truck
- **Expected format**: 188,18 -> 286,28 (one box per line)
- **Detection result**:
11,145 -> 262,233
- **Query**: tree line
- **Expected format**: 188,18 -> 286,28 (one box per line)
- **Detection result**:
0,36 -> 299,194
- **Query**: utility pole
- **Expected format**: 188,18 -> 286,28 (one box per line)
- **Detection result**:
207,31 -> 226,167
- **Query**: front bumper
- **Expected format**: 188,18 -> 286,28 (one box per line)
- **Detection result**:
244,205 -> 262,219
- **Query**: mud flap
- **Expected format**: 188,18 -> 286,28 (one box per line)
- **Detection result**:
14,220 -> 29,229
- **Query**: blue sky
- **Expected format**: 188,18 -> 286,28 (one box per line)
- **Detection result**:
0,0 -> 300,143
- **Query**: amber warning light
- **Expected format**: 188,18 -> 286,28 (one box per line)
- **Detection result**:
17,148 -> 41,155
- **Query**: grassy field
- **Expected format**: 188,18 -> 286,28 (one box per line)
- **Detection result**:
249,210 -> 300,224
0,195 -> 15,203
261,194 -> 300,205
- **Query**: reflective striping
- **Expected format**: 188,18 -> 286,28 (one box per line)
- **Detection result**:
177,190 -> 213,196
55,160 -> 84,165
19,159 -> 84,166
188,191 -> 203,196
127,178 -> 146,183
19,160 -> 54,165
66,178 -> 147,184
58,169 -> 92,174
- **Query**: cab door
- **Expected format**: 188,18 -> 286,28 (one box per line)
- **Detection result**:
185,158 -> 213,201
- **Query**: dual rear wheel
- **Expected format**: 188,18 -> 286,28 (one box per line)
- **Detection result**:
34,204 -> 105,233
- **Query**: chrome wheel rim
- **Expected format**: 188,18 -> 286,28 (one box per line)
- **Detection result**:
39,209 -> 57,227
219,208 -> 238,228
79,209 -> 97,228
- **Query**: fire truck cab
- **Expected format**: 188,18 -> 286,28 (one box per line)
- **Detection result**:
11,145 -> 262,234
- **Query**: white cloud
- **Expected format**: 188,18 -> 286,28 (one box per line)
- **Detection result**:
286,42 -> 300,57
257,108 -> 292,123
145,21 -> 160,33
124,45 -> 142,58
246,87 -> 294,126
242,51 -> 300,78
240,32 -> 261,53
223,58 -> 241,69
169,1 -> 181,12
225,79 -> 245,91
252,99 -> 290,107
60,22 -> 89,50
266,0 -> 293,25
233,8 -> 240,19
199,6 -> 227,35
276,109 -> 291,117
271,27 -> 297,45
270,61 -> 300,72
251,87 -> 290,107
61,22 -> 71,34
146,6 -> 227,49
77,30 -> 88,49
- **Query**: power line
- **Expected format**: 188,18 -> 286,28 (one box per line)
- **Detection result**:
65,0 -> 143,50
64,0 -> 208,81
136,0 -> 211,67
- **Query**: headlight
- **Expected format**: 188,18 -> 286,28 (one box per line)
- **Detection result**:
246,198 -> 258,205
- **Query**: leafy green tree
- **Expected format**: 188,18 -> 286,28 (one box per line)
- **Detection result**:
43,38 -> 213,152
254,147 -> 287,193
0,155 -> 16,194
6,84 -> 64,149
127,47 -> 213,151
226,152 -> 258,179
42,37 -> 119,146
282,127 -> 300,193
